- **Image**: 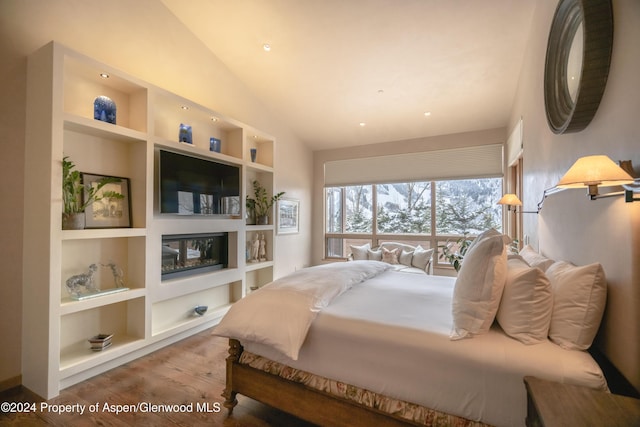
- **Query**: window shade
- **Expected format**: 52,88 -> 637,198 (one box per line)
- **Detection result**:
324,144 -> 504,186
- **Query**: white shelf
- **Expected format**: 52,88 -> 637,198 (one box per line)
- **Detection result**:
245,260 -> 274,272
61,228 -> 146,240
150,303 -> 232,340
153,136 -> 243,166
59,334 -> 145,375
64,113 -> 147,142
60,288 -> 146,315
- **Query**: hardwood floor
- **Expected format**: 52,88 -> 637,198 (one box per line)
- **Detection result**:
0,330 -> 316,426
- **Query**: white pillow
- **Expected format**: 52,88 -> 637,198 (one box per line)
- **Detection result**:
399,250 -> 414,266
519,245 -> 554,272
451,233 -> 507,340
497,257 -> 553,344
350,243 -> 370,260
466,228 -> 510,253
547,261 -> 607,350
381,247 -> 399,264
367,248 -> 382,261
412,246 -> 434,271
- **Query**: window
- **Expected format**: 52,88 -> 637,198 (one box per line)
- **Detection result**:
377,182 -> 431,234
325,178 -> 502,266
435,178 -> 502,234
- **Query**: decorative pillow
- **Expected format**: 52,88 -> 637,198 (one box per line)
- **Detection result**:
519,245 -> 554,272
367,249 -> 382,261
496,257 -> 552,344
350,243 -> 370,261
451,233 -> 508,340
412,246 -> 434,271
381,247 -> 399,264
546,261 -> 607,350
399,250 -> 414,267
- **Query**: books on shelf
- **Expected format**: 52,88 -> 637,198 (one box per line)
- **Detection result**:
88,334 -> 113,351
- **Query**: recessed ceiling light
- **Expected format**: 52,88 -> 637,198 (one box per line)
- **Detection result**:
181,105 -> 189,110
263,44 -> 271,52
424,112 -> 432,117
99,73 -> 109,79
359,122 -> 366,127
211,117 -> 219,122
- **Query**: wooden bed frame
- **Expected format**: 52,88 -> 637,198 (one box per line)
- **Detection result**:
222,338 -> 430,427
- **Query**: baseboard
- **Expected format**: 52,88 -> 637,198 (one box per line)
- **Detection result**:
0,375 -> 22,393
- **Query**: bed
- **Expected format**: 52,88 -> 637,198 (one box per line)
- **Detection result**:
214,231 -> 609,427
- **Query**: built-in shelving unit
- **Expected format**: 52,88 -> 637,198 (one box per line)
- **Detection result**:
23,41 -> 277,398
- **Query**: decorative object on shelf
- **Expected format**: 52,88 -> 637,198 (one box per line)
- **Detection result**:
65,262 -> 129,301
179,123 -> 192,144
62,156 -> 123,230
250,233 -> 260,262
544,0 -> 613,134
210,137 -> 221,153
65,263 -> 98,297
93,95 -> 116,124
81,173 -> 131,228
438,232 -> 473,272
88,334 -> 113,351
250,148 -> 257,162
221,196 -> 240,216
277,198 -> 300,234
194,305 -> 208,316
259,233 -> 266,261
246,180 -> 285,225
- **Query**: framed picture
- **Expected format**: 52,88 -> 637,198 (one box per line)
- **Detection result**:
82,173 -> 131,228
277,198 -> 299,234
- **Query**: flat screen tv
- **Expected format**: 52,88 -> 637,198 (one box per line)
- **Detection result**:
158,149 -> 241,215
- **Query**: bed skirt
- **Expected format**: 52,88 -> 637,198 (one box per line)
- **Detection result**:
228,340 -> 490,427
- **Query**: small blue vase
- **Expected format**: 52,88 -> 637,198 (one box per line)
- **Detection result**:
179,123 -> 193,144
94,96 -> 116,124
210,137 -> 221,152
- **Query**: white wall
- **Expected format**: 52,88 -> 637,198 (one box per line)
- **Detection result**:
0,0 -> 312,387
509,0 -> 640,390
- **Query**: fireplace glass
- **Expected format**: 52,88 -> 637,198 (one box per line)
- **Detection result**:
161,232 -> 228,280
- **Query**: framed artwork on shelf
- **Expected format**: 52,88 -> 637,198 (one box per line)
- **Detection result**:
277,198 -> 299,234
82,173 -> 131,228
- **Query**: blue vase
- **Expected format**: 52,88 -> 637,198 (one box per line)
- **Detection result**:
94,96 -> 116,124
210,137 -> 221,152
179,123 -> 192,144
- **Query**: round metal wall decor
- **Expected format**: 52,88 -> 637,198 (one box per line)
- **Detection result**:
544,0 -> 613,134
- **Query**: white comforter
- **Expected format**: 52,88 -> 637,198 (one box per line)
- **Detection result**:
214,260 -> 391,359
215,263 -> 608,427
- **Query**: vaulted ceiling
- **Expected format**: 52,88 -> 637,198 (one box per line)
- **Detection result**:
161,0 -> 537,150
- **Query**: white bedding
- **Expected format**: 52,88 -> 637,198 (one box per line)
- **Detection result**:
216,265 -> 608,427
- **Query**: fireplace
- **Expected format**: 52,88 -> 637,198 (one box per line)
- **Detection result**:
161,232 -> 228,280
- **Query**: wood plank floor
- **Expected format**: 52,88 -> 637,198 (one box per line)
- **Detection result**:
0,329 -> 317,426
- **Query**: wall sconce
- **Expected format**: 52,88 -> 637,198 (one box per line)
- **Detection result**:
556,155 -> 637,201
497,193 -> 543,213
497,194 -> 522,211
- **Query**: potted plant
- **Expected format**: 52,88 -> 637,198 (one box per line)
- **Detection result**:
438,232 -> 473,272
246,180 -> 285,225
62,156 -> 122,230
